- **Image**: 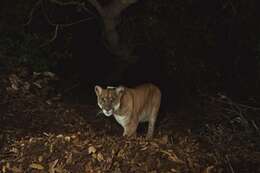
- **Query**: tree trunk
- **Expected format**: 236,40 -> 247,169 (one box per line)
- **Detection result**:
50,0 -> 139,82
87,0 -> 139,82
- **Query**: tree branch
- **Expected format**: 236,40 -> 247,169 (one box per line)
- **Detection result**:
40,24 -> 59,47
87,0 -> 104,15
50,0 -> 98,17
49,0 -> 82,6
60,17 -> 94,27
41,0 -> 56,26
118,0 -> 138,11
42,0 -> 95,27
23,0 -> 42,26
35,0 -> 93,47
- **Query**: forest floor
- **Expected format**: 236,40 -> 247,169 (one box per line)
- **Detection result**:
0,67 -> 260,173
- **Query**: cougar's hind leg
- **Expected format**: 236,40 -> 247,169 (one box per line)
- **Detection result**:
146,103 -> 160,139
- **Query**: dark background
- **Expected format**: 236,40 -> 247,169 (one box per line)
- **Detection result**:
1,0 -> 260,111
1,2 -> 260,172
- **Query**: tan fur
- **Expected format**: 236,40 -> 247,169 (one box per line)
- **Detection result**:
95,83 -> 161,139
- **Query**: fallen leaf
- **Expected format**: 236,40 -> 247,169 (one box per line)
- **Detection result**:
33,82 -> 42,88
64,136 -> 71,142
88,146 -> 96,154
29,163 -> 44,170
201,165 -> 214,173
49,159 -> 59,173
56,134 -> 63,138
160,135 -> 169,144
10,165 -> 23,173
10,147 -> 18,153
150,142 -> 159,148
170,168 -> 177,172
43,71 -> 55,78
160,150 -> 184,164
2,165 -> 6,173
49,144 -> 53,153
97,152 -> 104,161
140,146 -> 148,150
150,171 -> 157,173
38,156 -> 43,162
46,100 -> 52,105
66,153 -> 73,164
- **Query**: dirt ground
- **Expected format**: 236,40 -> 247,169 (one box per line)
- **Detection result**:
0,67 -> 260,173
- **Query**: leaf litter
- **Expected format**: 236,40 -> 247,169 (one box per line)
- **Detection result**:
0,67 -> 259,173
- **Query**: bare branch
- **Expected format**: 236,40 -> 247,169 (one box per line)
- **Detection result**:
225,155 -> 235,173
87,0 -> 104,15
41,0 -> 56,26
40,24 -> 59,47
50,0 -> 98,17
42,0 -> 95,27
23,0 -> 42,26
60,17 -> 94,27
118,0 -> 138,11
39,0 -> 95,45
251,120 -> 260,135
49,0 -> 82,6
222,0 -> 237,16
228,0 -> 237,15
104,0 -> 139,17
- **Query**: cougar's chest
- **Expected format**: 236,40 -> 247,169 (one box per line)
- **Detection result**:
113,114 -> 129,127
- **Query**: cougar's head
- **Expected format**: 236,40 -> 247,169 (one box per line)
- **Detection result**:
94,85 -> 124,117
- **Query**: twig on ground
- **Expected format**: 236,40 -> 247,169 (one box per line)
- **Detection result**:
251,120 -> 260,135
225,155 -> 235,173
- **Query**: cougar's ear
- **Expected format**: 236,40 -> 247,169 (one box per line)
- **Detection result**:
95,85 -> 102,96
116,86 -> 125,95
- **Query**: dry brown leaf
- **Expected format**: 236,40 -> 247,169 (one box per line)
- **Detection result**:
149,170 -> 157,173
56,134 -> 63,138
160,135 -> 169,144
170,168 -> 177,172
66,153 -> 73,164
2,165 -> 6,173
10,165 -> 23,173
43,132 -> 50,136
71,134 -> 77,139
88,146 -> 96,154
160,150 -> 184,164
64,136 -> 71,142
5,163 -> 10,169
54,166 -> 66,173
29,163 -> 44,170
49,159 -> 59,173
96,144 -> 103,148
150,142 -> 159,148
49,144 -> 53,153
33,82 -> 42,88
46,100 -> 52,105
43,71 -> 55,78
201,165 -> 214,173
97,152 -> 104,161
140,146 -> 148,151
10,147 -> 18,153
38,155 -> 43,162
